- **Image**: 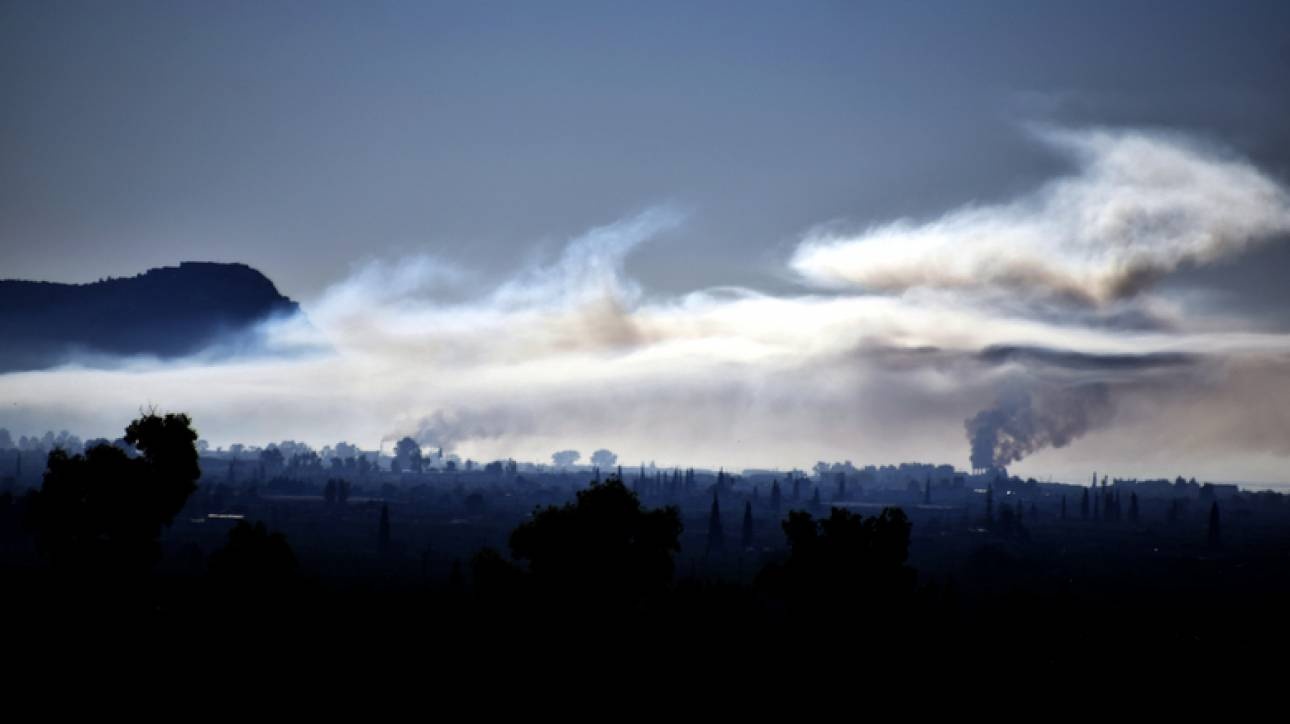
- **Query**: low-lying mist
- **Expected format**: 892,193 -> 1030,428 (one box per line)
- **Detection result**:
3,127 -> 1290,481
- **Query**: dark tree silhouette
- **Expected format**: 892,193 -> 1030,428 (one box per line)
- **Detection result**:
25,412 -> 200,574
995,502 -> 1029,541
508,476 -> 681,601
706,491 -> 725,556
770,479 -> 782,514
1208,501 -> 1221,548
378,503 -> 391,555
758,506 -> 915,613
259,447 -> 284,477
208,520 -> 297,584
741,500 -> 754,550
394,436 -> 423,474
471,547 -> 526,599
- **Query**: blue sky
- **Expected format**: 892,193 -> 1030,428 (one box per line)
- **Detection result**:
4,1 -> 1289,301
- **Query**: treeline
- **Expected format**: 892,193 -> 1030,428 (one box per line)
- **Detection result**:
3,411 -> 1289,668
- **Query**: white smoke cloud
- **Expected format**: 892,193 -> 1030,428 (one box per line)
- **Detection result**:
3,130 -> 1290,481
790,127 -> 1290,305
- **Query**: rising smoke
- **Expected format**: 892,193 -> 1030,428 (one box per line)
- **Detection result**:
405,407 -> 535,453
965,383 -> 1114,471
2,128 -> 1290,479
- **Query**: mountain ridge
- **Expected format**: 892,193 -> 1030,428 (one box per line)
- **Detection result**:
0,261 -> 301,372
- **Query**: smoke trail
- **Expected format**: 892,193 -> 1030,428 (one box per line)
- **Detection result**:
965,383 -> 1114,470
792,128 -> 1290,305
6,129 -> 1290,480
404,407 -> 535,453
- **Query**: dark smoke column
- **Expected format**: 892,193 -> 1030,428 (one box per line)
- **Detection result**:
965,384 -> 1114,473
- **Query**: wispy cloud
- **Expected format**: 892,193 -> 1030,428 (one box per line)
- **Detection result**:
790,128 -> 1290,305
3,130 -> 1290,481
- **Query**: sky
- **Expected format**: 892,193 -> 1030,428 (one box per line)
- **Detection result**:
3,1 -> 1290,483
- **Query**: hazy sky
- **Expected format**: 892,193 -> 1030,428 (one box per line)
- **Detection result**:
4,2 -> 1290,482
5,1 -> 1290,300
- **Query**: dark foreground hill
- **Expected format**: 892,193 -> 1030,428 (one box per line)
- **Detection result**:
0,262 -> 300,372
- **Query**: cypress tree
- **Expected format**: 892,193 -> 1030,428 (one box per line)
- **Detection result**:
378,503 -> 391,555
706,491 -> 725,556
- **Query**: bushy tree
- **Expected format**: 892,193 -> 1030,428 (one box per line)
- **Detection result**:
208,520 -> 297,584
589,449 -> 618,469
25,412 -> 201,574
258,446 -> 284,475
758,506 -> 915,612
509,476 -> 681,602
551,450 -> 581,468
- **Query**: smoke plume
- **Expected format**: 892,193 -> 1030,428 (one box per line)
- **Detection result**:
3,128 -> 1290,481
791,127 -> 1290,305
966,383 -> 1114,470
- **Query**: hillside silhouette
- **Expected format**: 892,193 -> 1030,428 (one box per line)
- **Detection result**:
0,262 -> 300,371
